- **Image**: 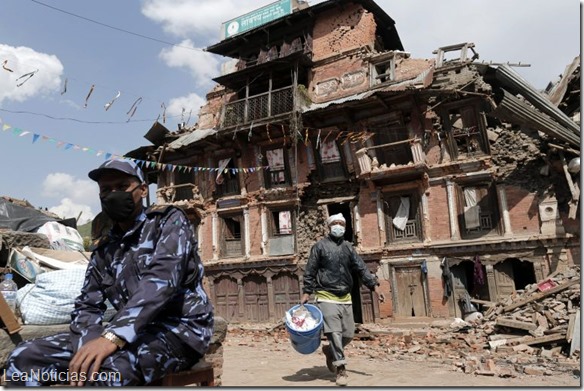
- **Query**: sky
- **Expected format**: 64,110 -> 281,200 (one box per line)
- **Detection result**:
0,0 -> 580,226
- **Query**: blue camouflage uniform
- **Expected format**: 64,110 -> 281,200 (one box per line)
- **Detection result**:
5,205 -> 214,386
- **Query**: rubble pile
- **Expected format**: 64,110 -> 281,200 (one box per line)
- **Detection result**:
481,266 -> 580,345
226,267 -> 580,378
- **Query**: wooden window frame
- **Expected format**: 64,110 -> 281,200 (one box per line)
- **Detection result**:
440,101 -> 489,161
263,147 -> 291,189
219,213 -> 245,258
215,157 -> 240,197
456,182 -> 501,239
382,191 -> 423,245
313,138 -> 348,183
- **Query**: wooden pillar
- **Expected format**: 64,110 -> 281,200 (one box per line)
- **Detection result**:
266,274 -> 275,321
260,206 -> 268,255
237,278 -> 244,317
243,208 -> 251,258
446,180 -> 461,240
496,184 -> 513,237
212,212 -> 218,261
485,264 -> 497,302
376,190 -> 385,247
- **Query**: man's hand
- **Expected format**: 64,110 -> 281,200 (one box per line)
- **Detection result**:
69,337 -> 118,386
301,293 -> 310,304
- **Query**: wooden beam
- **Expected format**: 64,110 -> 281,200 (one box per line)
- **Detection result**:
0,294 -> 21,334
496,318 -> 537,331
569,309 -> 580,356
502,278 -> 580,313
521,333 -> 566,346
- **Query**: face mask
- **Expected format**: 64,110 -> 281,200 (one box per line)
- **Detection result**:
330,224 -> 345,238
100,185 -> 140,222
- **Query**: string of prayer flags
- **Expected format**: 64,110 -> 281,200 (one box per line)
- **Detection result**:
126,97 -> 143,122
104,91 -> 121,111
16,69 -> 38,87
1,120 -> 271,174
2,60 -> 13,72
61,78 -> 68,95
83,84 -> 95,108
161,102 -> 167,123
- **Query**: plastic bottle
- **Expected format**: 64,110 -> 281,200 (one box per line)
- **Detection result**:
0,273 -> 18,313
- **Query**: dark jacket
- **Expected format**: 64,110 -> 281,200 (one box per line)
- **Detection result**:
303,235 -> 378,297
70,205 -> 214,356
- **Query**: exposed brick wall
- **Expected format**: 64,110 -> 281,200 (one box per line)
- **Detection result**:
427,276 -> 449,317
426,184 -> 451,241
309,3 -> 376,103
504,186 -> 541,236
377,279 -> 393,317
426,260 -> 449,318
567,246 -> 580,266
241,147 -> 261,192
295,144 -> 311,183
248,206 -> 263,257
201,215 -> 213,262
312,3 -> 376,62
358,186 -> 381,248
560,212 -> 580,235
310,56 -> 367,103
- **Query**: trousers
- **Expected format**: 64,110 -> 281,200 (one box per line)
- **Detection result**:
317,301 -> 354,367
4,327 -> 200,386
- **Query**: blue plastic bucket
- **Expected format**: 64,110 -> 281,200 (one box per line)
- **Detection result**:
285,304 -> 323,355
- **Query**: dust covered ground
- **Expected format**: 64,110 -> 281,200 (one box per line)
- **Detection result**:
221,325 -> 581,387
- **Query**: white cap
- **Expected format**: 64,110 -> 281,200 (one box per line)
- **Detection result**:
327,213 -> 346,226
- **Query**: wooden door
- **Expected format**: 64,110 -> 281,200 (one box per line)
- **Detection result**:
450,264 -> 469,318
243,275 -> 270,322
272,273 -> 300,320
359,285 -> 375,323
394,266 -> 427,317
214,277 -> 240,322
494,261 -> 515,301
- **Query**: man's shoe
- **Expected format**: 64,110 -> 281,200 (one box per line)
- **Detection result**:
336,365 -> 348,386
322,344 -> 335,373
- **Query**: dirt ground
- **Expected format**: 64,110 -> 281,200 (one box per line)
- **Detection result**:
221,328 -> 581,387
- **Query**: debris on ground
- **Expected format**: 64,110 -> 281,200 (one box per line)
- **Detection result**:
226,266 -> 580,378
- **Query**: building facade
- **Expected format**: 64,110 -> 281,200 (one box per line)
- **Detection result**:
128,0 -> 580,323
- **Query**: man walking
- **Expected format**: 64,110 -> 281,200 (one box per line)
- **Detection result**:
301,213 -> 385,386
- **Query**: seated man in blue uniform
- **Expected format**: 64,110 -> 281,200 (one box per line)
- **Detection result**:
5,159 -> 214,386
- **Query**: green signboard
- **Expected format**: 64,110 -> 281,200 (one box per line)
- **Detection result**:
222,0 -> 292,39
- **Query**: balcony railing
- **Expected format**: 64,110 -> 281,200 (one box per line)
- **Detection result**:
465,212 -> 493,234
387,219 -> 421,243
356,137 -> 424,176
222,237 -> 243,257
216,177 -> 240,197
223,86 -> 294,127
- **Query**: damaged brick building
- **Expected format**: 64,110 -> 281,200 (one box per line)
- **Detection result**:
127,0 -> 580,323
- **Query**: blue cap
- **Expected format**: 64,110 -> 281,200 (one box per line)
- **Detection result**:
88,159 -> 145,183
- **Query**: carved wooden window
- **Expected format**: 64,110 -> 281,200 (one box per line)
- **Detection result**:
315,139 -> 347,182
444,105 -> 487,160
457,183 -> 500,238
383,192 -> 423,244
220,213 -> 244,257
267,209 -> 295,256
263,147 -> 291,188
215,157 -> 240,197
